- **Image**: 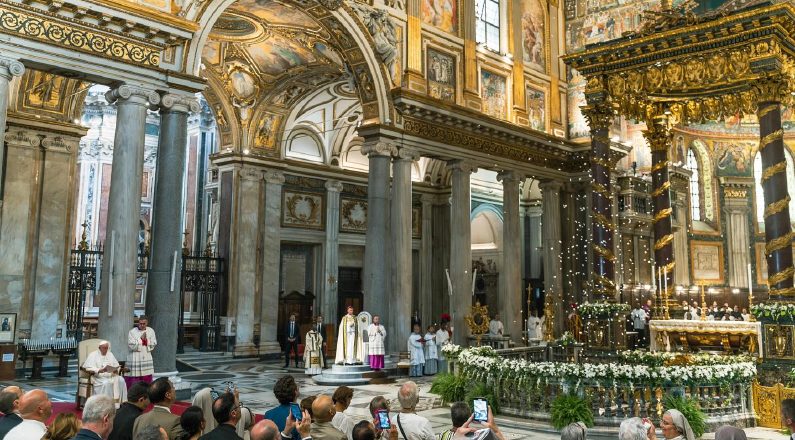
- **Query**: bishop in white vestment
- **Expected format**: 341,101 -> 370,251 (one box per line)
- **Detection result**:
83,340 -> 127,405
304,329 -> 325,375
335,306 -> 365,364
126,317 -> 157,386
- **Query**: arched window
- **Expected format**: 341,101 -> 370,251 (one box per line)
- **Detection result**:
475,0 -> 500,52
754,150 -> 795,227
685,149 -> 701,222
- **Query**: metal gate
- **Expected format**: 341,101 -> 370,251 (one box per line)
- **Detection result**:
178,253 -> 225,352
66,245 -> 102,341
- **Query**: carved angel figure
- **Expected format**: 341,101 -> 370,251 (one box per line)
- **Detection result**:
351,3 -> 398,85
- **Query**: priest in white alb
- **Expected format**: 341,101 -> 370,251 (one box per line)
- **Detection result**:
83,340 -> 128,406
304,327 -> 325,375
126,316 -> 157,387
367,315 -> 386,370
335,306 -> 365,365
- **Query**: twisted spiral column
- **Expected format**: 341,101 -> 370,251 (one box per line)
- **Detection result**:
756,79 -> 795,299
582,103 -> 616,301
644,115 -> 674,317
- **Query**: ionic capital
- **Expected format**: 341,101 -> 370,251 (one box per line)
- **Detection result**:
160,93 -> 201,114
41,135 -> 80,153
497,170 -> 523,185
394,147 -> 420,162
447,159 -> 478,174
325,179 -> 344,193
420,193 -> 436,206
264,169 -> 285,185
5,128 -> 41,149
0,57 -> 24,80
105,85 -> 160,106
538,180 -> 564,192
239,166 -> 261,181
361,141 -> 396,158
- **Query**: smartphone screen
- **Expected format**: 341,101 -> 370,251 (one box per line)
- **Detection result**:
473,398 -> 488,422
376,410 -> 391,429
290,403 -> 303,421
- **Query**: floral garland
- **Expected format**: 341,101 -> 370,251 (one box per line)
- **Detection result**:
618,350 -> 753,367
448,345 -> 756,389
751,302 -> 795,322
577,302 -> 630,319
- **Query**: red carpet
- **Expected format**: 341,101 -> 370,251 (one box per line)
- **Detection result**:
49,401 -> 264,425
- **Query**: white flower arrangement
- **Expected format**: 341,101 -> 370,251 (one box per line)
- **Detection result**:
577,302 -> 630,319
751,302 -> 795,322
448,344 -> 756,390
619,350 -> 753,367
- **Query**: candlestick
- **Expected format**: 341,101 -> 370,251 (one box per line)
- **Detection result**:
700,284 -> 707,322
663,267 -> 670,320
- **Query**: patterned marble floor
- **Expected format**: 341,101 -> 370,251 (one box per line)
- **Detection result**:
0,358 -> 787,440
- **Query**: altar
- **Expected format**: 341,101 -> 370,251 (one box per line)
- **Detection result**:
649,319 -> 763,356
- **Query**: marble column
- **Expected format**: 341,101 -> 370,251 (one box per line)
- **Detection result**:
722,181 -> 752,288
0,57 -> 24,206
419,194 -> 434,330
672,191 -> 690,287
756,81 -> 795,299
644,115 -> 675,316
582,102 -> 617,301
390,148 -> 418,352
232,166 -> 262,357
362,141 -> 394,322
540,181 -> 563,337
323,180 -> 343,323
498,171 -> 522,339
449,160 -> 476,345
98,86 -> 160,355
145,94 -> 199,375
259,170 -> 284,356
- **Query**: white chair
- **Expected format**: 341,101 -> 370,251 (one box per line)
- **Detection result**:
76,338 -> 125,408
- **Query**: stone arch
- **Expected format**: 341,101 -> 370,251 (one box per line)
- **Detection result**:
471,205 -> 504,252
185,0 -> 394,124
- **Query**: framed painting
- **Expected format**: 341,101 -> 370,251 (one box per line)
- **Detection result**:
0,313 -> 16,343
690,241 -> 724,283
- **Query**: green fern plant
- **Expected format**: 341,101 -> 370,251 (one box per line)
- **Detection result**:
430,373 -> 468,404
464,381 -> 500,415
663,395 -> 707,439
550,394 -> 593,430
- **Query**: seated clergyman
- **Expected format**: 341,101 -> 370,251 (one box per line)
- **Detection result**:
83,340 -> 128,406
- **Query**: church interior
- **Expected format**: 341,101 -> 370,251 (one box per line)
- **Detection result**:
1,0 -> 795,436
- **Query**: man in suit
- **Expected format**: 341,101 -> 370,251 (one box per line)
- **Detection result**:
0,387 -> 23,438
5,389 -> 51,439
284,314 -> 300,368
310,395 -> 345,440
108,381 -> 150,440
133,378 -> 184,440
71,395 -> 116,440
314,315 -> 327,369
199,392 -> 242,439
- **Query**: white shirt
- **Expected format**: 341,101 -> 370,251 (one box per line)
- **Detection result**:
332,410 -> 355,440
488,320 -> 503,337
391,412 -> 435,440
6,419 -> 47,439
435,329 -> 449,346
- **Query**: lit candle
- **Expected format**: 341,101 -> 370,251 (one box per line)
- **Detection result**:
748,263 -> 753,301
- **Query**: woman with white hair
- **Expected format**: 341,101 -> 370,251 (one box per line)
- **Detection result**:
619,418 -> 652,440
561,422 -> 587,440
661,409 -> 696,440
82,340 -> 127,406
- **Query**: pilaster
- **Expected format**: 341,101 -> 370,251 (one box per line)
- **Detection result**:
721,177 -> 754,289
0,57 -> 24,211
323,180 -> 344,324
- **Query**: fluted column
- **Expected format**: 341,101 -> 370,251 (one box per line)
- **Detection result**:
259,170 -> 284,356
449,160 -> 477,345
540,181 -> 563,336
722,181 -> 752,288
498,171 -> 522,339
323,180 -> 343,322
145,94 -> 199,375
362,141 -> 394,322
756,80 -> 795,299
98,85 -> 160,355
391,148 -> 418,351
0,57 -> 24,209
582,102 -> 616,301
644,115 -> 674,315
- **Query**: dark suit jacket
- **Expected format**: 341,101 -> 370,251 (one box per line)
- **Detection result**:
0,413 -> 22,439
198,424 -> 243,440
313,323 -> 327,344
108,402 -> 143,440
133,406 -> 185,440
70,428 -> 103,440
284,322 -> 301,344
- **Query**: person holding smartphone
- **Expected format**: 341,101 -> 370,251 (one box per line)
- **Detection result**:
448,403 -> 505,440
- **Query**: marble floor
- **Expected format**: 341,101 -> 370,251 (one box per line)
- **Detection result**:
0,357 -> 787,440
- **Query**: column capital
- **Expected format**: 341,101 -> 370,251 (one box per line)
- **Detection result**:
643,117 -> 672,152
581,102 -> 614,131
264,169 -> 285,185
239,166 -> 261,181
5,127 -> 41,149
325,179 -> 344,192
394,147 -> 420,161
538,180 -> 564,192
160,93 -> 201,114
420,193 -> 436,206
497,170 -> 523,184
105,85 -> 160,106
361,141 -> 396,157
41,135 -> 80,154
447,159 -> 478,174
753,76 -> 789,104
0,57 -> 24,80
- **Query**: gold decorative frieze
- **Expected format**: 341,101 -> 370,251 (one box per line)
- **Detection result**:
0,1 -> 162,67
340,198 -> 367,233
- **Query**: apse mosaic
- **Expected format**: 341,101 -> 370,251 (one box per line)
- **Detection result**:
481,70 -> 506,120
421,0 -> 457,34
521,0 -> 546,73
427,48 -> 456,103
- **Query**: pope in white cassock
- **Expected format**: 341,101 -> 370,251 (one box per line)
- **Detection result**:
335,306 -> 366,365
82,340 -> 128,405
